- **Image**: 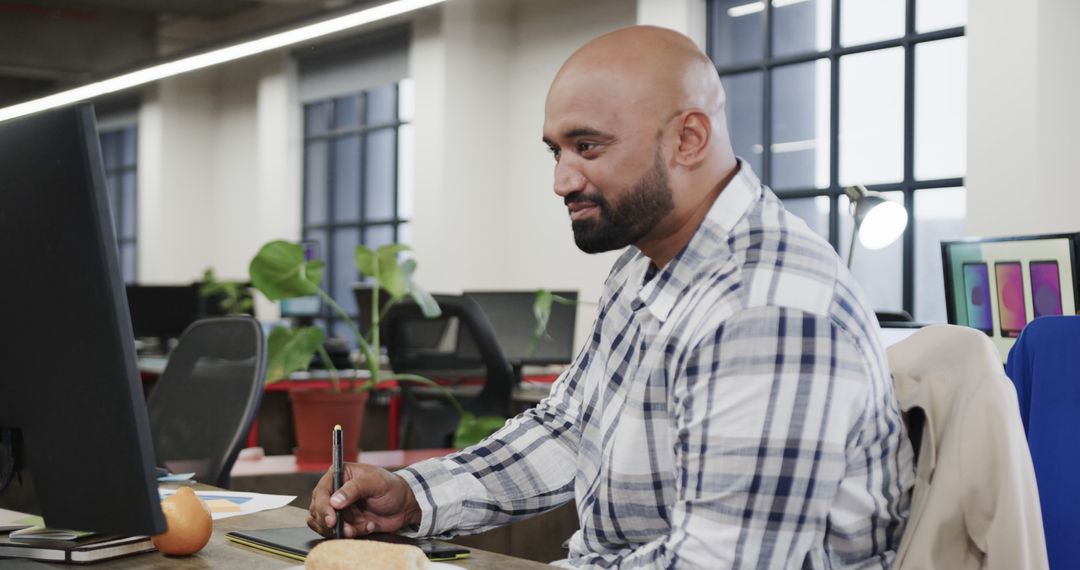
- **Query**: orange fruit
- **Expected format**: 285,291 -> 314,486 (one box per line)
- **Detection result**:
152,487 -> 213,555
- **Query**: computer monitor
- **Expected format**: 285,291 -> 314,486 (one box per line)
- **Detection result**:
0,105 -> 166,536
126,284 -> 201,341
461,290 -> 578,366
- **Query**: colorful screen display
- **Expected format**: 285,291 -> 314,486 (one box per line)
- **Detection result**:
962,262 -> 993,334
995,262 -> 1027,337
1030,260 -> 1063,318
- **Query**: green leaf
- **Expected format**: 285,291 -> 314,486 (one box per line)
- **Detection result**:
529,289 -> 554,355
401,259 -> 441,318
250,241 -> 323,300
355,244 -> 377,277
265,326 -> 325,383
378,250 -> 408,300
452,413 -> 507,448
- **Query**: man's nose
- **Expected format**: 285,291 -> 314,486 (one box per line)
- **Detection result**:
553,158 -> 587,198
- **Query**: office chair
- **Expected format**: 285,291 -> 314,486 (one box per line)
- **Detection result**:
889,325 -> 1047,570
146,317 -> 266,488
381,294 -> 514,448
1006,316 -> 1080,570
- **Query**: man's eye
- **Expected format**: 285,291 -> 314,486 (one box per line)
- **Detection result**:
576,142 -> 595,153
547,146 -> 561,160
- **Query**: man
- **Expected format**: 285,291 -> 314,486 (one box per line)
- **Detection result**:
308,26 -> 914,568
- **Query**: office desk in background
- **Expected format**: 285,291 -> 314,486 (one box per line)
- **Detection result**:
5,484 -> 550,569
138,359 -> 562,452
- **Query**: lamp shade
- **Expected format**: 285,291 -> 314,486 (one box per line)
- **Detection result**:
856,197 -> 908,249
845,185 -> 908,250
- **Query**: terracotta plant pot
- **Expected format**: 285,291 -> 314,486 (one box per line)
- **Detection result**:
290,389 -> 368,464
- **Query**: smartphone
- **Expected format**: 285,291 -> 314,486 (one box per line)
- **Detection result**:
961,262 -> 993,334
1029,260 -> 1063,318
364,533 -> 470,561
995,262 -> 1027,337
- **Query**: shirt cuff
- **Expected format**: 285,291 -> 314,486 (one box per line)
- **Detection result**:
395,457 -> 470,538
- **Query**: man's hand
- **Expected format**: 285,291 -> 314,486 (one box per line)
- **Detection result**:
307,463 -> 422,538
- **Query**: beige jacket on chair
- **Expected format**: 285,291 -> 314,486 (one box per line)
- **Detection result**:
888,325 -> 1047,570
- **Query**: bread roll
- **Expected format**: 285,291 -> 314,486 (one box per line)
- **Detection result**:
305,539 -> 430,570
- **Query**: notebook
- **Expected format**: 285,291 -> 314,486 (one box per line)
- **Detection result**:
225,527 -> 469,562
0,533 -> 155,564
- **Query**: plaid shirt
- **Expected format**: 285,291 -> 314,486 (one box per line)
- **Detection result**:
399,161 -> 914,568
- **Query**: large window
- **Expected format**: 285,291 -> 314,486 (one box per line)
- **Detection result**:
707,0 -> 966,322
99,125 -> 138,283
301,80 -> 414,343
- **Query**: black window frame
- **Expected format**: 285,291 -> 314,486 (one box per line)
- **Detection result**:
707,0 -> 965,316
300,83 -> 407,342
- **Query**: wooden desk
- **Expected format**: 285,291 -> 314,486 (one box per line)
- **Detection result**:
19,485 -> 551,569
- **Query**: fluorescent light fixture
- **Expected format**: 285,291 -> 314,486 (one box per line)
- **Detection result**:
0,0 -> 445,123
727,0 -> 811,18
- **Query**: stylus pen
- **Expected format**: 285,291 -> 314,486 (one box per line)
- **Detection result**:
332,424 -> 344,539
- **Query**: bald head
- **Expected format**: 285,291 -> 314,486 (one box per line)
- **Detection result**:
549,26 -> 726,133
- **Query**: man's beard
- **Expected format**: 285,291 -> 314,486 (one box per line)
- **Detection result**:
566,149 -> 674,254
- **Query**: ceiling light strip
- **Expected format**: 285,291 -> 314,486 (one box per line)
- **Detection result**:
0,0 -> 445,123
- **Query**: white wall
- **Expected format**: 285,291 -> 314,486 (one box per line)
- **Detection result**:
408,0 -> 637,346
137,52 -> 299,296
966,0 -> 1080,237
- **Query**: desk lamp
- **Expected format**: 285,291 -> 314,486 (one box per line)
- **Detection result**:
844,184 -> 908,268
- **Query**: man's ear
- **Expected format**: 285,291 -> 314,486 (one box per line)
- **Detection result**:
674,110 -> 711,167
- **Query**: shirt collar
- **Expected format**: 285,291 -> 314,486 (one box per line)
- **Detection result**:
630,159 -> 763,323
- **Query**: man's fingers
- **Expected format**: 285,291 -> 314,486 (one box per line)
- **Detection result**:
330,467 -> 385,509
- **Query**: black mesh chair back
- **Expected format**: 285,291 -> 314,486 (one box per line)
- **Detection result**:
146,317 -> 266,488
381,294 -> 514,448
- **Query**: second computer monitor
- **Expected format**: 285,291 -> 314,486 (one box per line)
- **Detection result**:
463,290 -> 578,366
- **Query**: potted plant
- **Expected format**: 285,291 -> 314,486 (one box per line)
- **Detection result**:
248,240 -> 504,463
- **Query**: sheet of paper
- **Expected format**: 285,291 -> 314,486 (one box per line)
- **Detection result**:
159,489 -> 296,521
0,508 -> 41,533
156,472 -> 196,482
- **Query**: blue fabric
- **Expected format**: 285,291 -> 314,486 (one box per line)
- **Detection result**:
1006,315 -> 1080,570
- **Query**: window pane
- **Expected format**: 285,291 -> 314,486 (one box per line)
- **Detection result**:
917,0 -> 965,32
120,171 -> 137,239
709,0 -> 765,67
914,187 -> 965,323
398,78 -> 415,122
397,124 -> 414,220
305,101 -> 332,136
773,0 -> 831,57
841,0 -> 904,46
333,95 -> 360,130
722,71 -> 764,176
839,191 -> 904,311
839,48 -> 904,186
771,60 -> 830,191
364,225 -> 395,252
121,243 -> 136,284
332,228 -> 361,315
332,135 -> 361,223
915,38 -> 966,180
121,127 -> 137,167
365,84 -> 397,125
101,132 -> 119,168
782,196 -> 831,243
364,128 -> 396,221
304,141 -> 329,225
398,222 -> 412,245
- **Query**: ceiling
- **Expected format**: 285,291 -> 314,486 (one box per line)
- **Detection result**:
0,0 -> 379,107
